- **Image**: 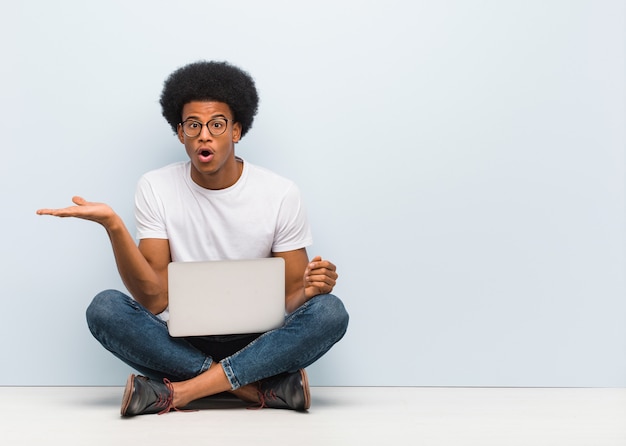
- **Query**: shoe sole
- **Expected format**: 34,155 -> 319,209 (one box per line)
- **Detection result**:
120,374 -> 136,416
300,369 -> 311,410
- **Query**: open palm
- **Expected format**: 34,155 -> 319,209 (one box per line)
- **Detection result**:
36,196 -> 116,227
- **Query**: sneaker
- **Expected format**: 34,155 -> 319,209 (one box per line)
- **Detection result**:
120,374 -> 176,417
257,369 -> 311,411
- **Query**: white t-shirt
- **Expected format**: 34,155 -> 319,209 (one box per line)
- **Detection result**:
134,159 -> 313,261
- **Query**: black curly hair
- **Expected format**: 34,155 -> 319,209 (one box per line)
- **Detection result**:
160,61 -> 259,138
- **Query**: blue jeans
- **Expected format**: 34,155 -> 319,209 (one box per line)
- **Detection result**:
86,290 -> 349,389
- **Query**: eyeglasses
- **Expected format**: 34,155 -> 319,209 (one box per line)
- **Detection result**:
180,118 -> 229,137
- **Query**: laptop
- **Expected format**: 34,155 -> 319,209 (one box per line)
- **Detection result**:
167,257 -> 285,337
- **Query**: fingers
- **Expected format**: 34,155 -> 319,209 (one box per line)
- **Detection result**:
72,196 -> 87,205
36,206 -> 78,217
305,256 -> 338,296
305,275 -> 336,292
307,256 -> 334,270
36,196 -> 90,217
306,256 -> 337,277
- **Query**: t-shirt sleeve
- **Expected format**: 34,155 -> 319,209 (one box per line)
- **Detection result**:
272,183 -> 313,252
134,175 -> 168,240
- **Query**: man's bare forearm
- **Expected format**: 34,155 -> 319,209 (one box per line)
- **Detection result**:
104,215 -> 167,313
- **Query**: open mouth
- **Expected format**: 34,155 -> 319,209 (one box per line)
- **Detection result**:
198,149 -> 214,162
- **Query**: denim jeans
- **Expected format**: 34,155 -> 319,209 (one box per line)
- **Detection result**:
86,289 -> 349,389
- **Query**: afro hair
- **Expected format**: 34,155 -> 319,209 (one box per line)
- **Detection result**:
160,61 -> 259,138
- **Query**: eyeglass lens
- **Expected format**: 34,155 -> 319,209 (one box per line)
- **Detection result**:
181,119 -> 228,137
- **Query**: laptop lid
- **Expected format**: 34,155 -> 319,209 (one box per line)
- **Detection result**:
167,257 -> 285,337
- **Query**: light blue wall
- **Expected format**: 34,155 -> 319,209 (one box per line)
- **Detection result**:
1,0 -> 624,386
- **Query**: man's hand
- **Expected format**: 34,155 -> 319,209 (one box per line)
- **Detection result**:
36,196 -> 117,228
37,196 -> 169,313
304,255 -> 338,299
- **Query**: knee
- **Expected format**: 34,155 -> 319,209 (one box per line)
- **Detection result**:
85,289 -> 129,332
315,294 -> 349,338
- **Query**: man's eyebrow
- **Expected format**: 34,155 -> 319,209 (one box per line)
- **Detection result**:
183,113 -> 228,121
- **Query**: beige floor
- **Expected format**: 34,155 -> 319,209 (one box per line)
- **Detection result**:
2,386 -> 625,446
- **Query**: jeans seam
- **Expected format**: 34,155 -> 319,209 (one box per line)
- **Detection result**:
220,358 -> 240,389
89,290 -> 215,382
221,295 -> 323,387
199,356 -> 213,376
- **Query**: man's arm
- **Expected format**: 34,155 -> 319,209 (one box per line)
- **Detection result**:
37,196 -> 170,314
115,236 -> 170,314
272,248 -> 338,314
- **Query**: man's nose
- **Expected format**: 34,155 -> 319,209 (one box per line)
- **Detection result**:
198,123 -> 213,140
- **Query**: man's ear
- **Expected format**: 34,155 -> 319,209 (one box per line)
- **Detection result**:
232,122 -> 242,143
176,124 -> 185,144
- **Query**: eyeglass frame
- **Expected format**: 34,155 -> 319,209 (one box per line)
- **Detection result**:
179,118 -> 230,138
